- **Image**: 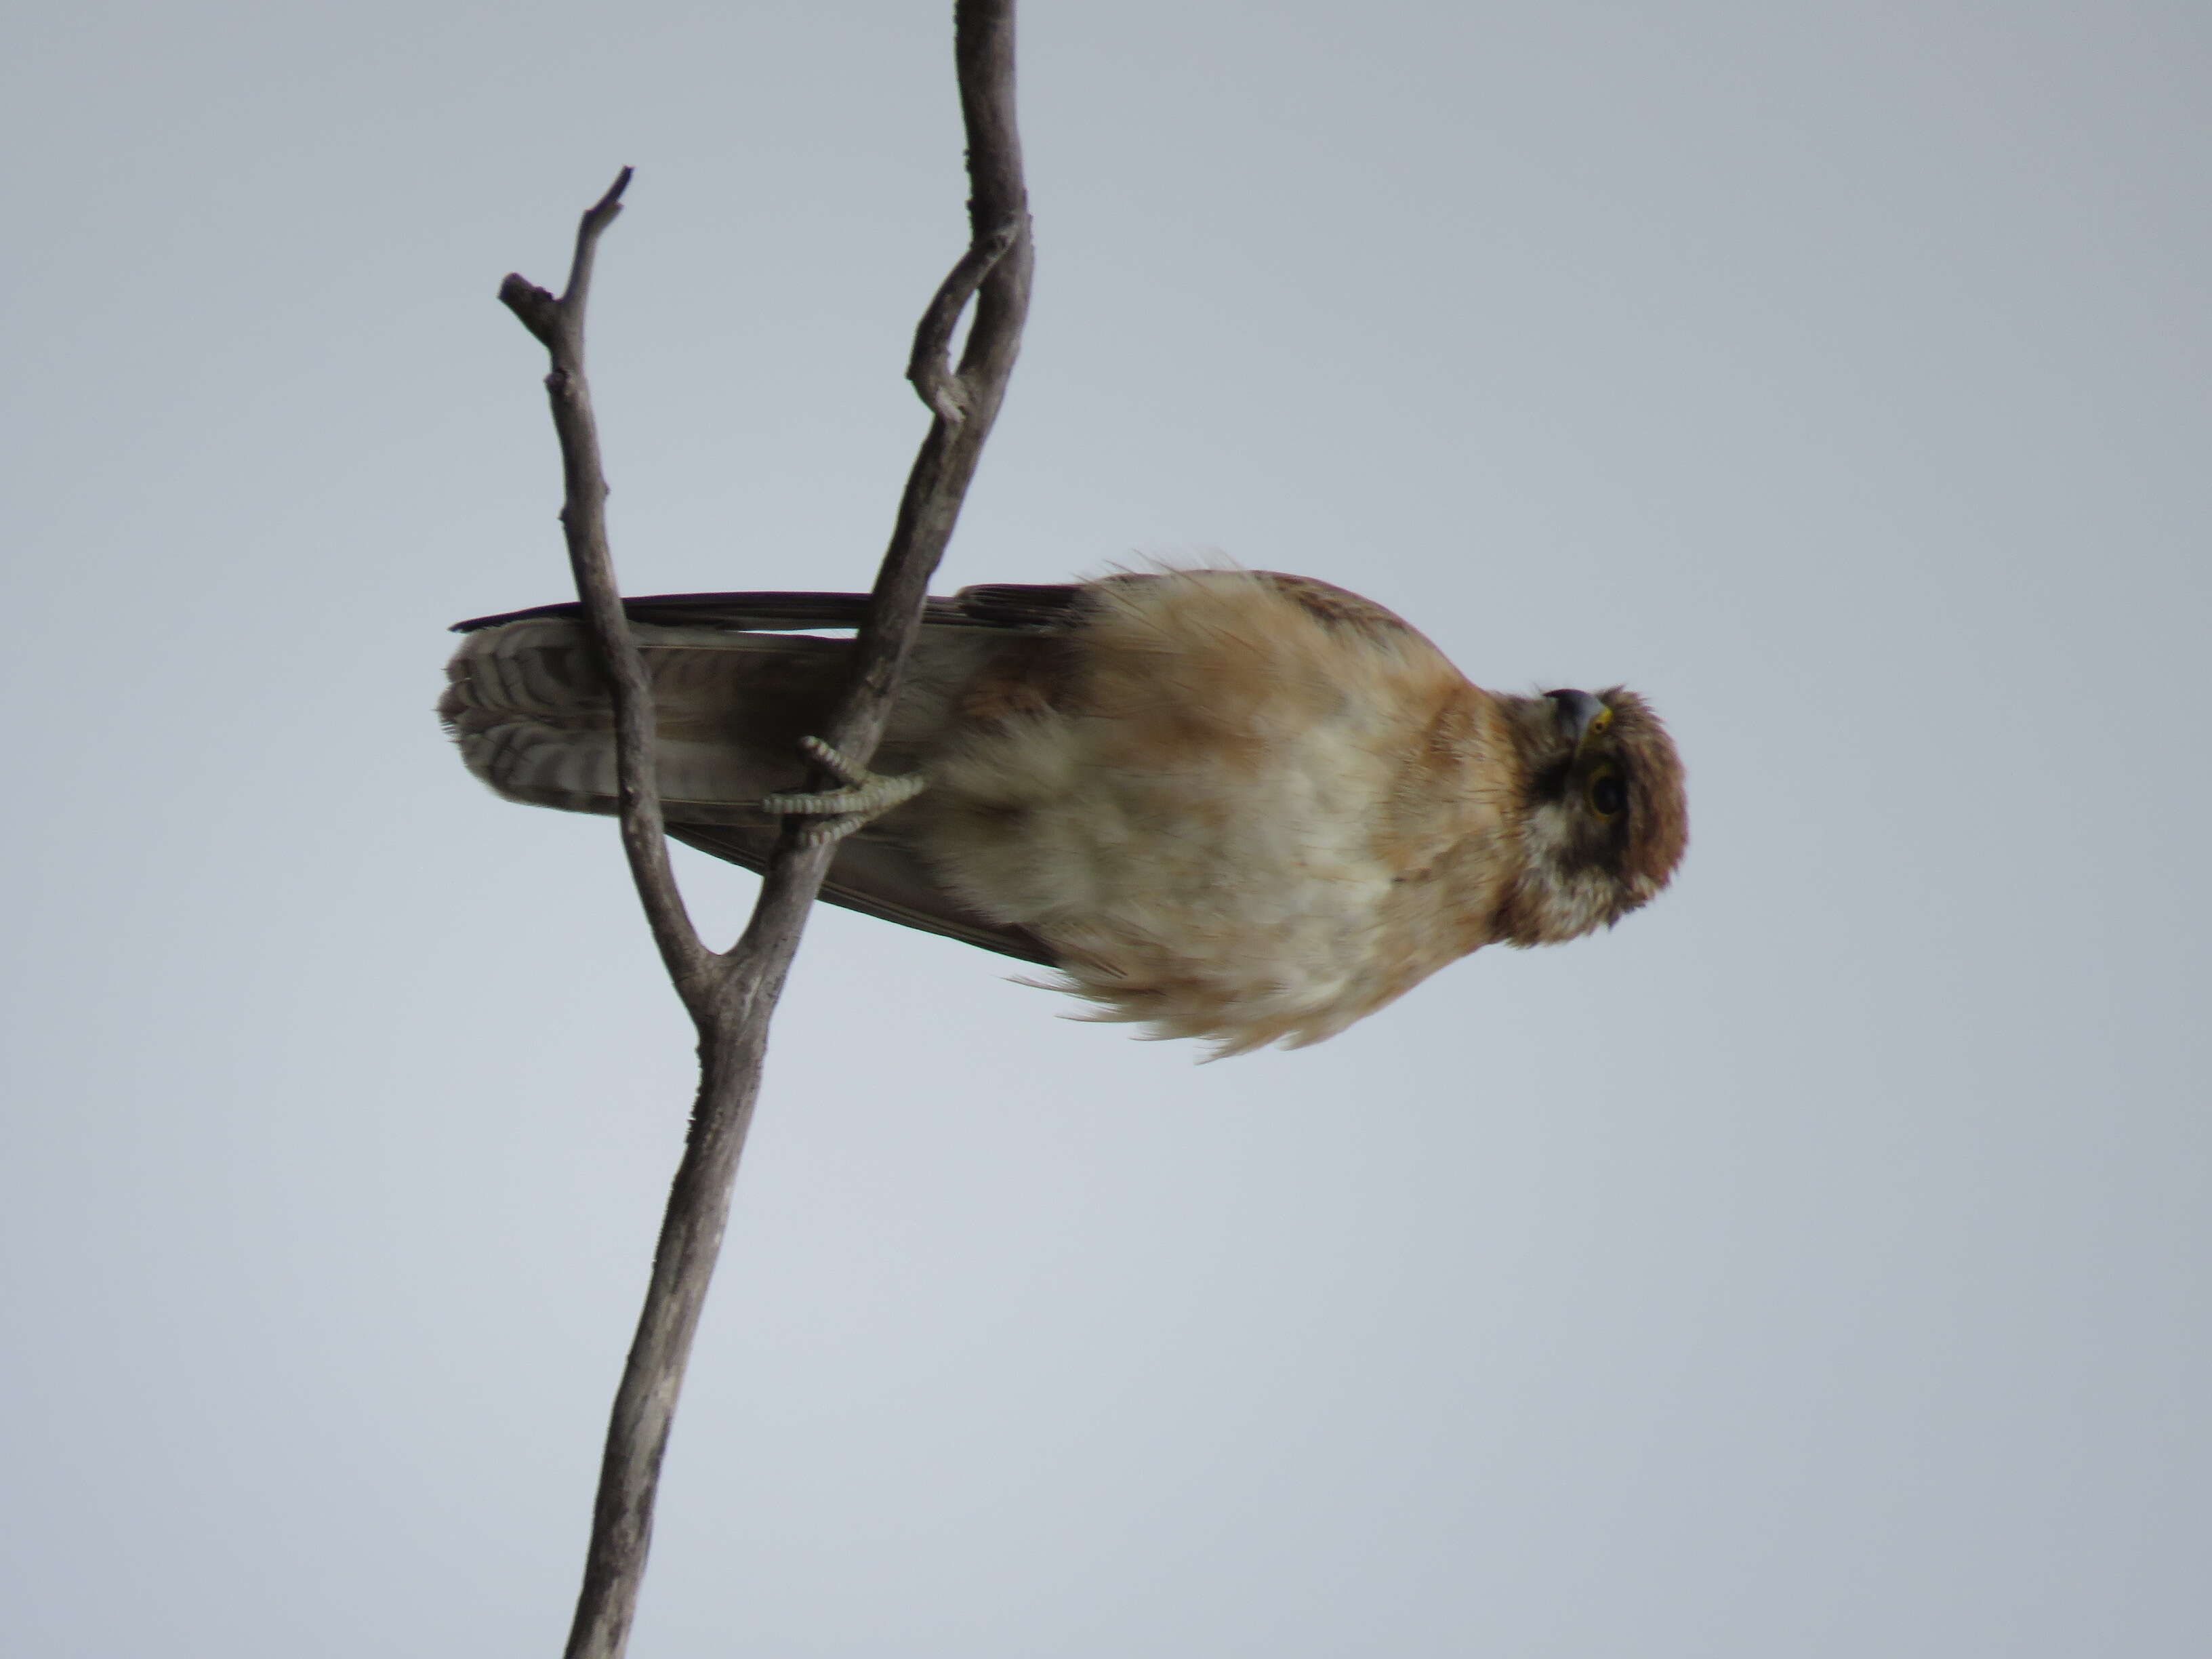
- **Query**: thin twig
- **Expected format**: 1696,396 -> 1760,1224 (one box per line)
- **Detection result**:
496,5 -> 1031,1657
497,168 -> 714,1012
907,218 -> 1021,420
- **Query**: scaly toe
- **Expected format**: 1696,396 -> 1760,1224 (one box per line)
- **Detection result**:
761,736 -> 928,829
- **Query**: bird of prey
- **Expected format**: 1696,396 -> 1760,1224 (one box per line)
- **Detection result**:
441,569 -> 1686,1054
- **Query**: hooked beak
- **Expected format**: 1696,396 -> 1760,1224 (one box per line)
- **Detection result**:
1545,688 -> 1612,756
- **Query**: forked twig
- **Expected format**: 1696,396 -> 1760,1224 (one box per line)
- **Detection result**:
498,170 -> 714,1011
908,217 -> 1022,420
494,5 -> 1031,1655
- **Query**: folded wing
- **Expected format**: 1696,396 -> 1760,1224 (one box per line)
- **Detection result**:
438,590 -> 1080,966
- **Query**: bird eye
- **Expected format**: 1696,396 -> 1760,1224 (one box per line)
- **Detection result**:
1587,770 -> 1626,818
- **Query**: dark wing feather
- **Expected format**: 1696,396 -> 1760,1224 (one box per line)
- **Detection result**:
666,823 -> 1058,968
449,571 -> 1399,638
450,586 -> 1092,636
447,588 -> 1076,966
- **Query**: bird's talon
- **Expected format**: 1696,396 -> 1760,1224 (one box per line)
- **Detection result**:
795,735 -> 861,785
762,737 -> 928,832
796,815 -> 863,848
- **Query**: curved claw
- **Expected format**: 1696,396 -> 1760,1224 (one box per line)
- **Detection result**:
762,736 -> 928,846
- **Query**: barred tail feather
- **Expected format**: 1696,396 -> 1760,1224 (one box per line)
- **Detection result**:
438,618 -> 849,819
438,615 -> 1054,966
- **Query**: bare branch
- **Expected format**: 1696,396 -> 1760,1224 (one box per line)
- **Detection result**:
498,166 -> 715,1012
721,0 -> 1031,981
907,216 -> 1021,421
509,7 -> 1034,1658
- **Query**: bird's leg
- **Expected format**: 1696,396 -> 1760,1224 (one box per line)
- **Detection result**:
762,735 -> 929,848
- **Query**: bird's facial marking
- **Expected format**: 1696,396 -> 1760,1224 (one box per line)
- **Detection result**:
1495,687 -> 1687,947
1585,764 -> 1626,819
1522,705 -> 1631,839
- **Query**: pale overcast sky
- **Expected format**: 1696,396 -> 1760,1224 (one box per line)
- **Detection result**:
5,3 -> 2207,1655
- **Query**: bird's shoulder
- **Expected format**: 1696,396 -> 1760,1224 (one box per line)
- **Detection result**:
1072,568 -> 1461,721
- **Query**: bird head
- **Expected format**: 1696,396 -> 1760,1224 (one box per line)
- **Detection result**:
1493,686 -> 1687,946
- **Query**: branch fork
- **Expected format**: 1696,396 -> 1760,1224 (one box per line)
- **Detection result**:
493,7 -> 1031,1656
908,213 -> 1026,421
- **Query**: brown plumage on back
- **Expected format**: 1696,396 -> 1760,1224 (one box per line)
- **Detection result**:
441,569 -> 1687,1054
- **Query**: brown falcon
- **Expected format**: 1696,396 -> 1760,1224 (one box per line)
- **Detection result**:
440,569 -> 1687,1055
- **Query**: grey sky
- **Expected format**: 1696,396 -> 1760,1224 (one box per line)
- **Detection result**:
5,2 -> 2207,1654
